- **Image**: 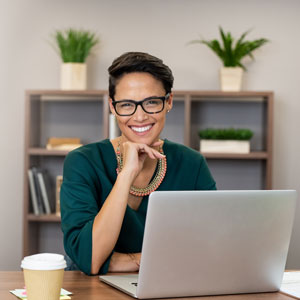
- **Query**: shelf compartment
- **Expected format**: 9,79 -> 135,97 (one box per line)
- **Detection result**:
206,159 -> 266,190
191,100 -> 268,151
174,90 -> 272,101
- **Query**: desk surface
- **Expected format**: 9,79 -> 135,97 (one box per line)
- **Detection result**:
0,271 -> 295,300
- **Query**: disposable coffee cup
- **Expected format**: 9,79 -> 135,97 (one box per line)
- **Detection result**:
21,253 -> 67,300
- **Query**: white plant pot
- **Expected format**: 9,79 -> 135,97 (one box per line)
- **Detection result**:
220,67 -> 243,92
200,139 -> 250,154
61,63 -> 87,90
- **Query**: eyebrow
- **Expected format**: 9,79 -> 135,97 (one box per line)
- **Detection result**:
113,95 -> 165,102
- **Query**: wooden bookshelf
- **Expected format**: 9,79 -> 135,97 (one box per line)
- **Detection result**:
23,90 -> 273,257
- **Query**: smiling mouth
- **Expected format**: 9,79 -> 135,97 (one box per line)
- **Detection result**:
130,124 -> 153,133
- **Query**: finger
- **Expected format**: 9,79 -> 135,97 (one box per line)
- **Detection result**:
138,152 -> 148,162
153,150 -> 165,159
141,148 -> 156,159
137,144 -> 156,159
151,140 -> 163,147
141,145 -> 165,159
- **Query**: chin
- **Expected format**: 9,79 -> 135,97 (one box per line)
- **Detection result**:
133,136 -> 157,146
123,132 -> 160,146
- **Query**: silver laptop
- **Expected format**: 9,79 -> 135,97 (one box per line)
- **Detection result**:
100,190 -> 297,299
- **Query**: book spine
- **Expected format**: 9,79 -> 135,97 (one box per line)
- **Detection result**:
27,169 -> 39,215
37,172 -> 51,214
31,168 -> 44,214
56,175 -> 63,216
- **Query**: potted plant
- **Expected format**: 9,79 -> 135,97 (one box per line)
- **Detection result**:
198,128 -> 253,154
189,27 -> 268,91
53,28 -> 99,90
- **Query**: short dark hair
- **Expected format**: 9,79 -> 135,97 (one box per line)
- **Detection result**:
108,52 -> 174,99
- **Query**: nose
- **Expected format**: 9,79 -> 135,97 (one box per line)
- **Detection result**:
133,103 -> 148,121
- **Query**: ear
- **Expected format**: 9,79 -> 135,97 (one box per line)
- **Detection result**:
166,93 -> 173,112
109,98 -> 116,115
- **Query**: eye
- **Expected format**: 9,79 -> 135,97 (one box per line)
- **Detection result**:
145,99 -> 161,106
119,102 -> 134,109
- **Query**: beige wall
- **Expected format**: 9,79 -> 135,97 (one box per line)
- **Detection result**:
1,0 -> 299,269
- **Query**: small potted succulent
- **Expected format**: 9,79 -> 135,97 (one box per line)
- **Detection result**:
189,27 -> 268,91
198,128 -> 254,154
53,28 -> 99,90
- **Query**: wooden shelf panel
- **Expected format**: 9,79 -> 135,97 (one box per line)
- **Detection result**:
202,151 -> 268,160
26,90 -> 107,96
28,148 -> 70,156
173,90 -> 273,99
27,214 -> 61,222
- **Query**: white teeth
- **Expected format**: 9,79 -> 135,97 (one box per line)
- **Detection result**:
131,125 -> 152,133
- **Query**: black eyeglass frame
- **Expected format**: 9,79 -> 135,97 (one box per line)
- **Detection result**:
111,93 -> 170,116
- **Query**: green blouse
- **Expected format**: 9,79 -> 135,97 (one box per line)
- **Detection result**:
60,139 -> 216,275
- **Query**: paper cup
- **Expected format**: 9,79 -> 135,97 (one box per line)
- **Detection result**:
21,253 -> 67,300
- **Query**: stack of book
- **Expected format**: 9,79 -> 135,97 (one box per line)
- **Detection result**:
46,137 -> 82,151
28,167 -> 52,215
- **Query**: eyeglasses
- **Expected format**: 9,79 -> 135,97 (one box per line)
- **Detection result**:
112,93 -> 170,116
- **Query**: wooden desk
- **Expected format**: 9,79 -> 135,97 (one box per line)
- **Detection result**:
0,271 -> 295,300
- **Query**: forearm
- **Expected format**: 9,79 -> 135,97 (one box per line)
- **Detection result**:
91,170 -> 135,274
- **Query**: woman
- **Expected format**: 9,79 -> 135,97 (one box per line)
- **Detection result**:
61,52 -> 216,275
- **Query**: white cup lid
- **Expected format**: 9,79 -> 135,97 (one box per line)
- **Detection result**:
21,253 -> 67,270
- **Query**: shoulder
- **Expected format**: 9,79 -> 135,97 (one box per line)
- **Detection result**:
162,139 -> 216,190
63,139 -> 116,181
64,139 -> 112,165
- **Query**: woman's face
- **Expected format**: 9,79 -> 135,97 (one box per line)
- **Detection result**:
109,72 -> 173,145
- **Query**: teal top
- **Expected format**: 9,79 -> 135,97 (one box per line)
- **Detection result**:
60,139 -> 216,275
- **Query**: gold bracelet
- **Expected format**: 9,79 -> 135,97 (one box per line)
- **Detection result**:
128,253 -> 140,268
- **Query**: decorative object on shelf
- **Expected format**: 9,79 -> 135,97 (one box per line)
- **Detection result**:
199,128 -> 253,154
188,27 -> 269,91
53,28 -> 99,90
56,175 -> 63,217
109,113 -> 120,140
46,137 -> 82,151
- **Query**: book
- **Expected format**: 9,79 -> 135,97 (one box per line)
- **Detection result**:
27,169 -> 39,215
56,175 -> 63,216
46,137 -> 82,151
37,171 -> 51,214
31,167 -> 44,214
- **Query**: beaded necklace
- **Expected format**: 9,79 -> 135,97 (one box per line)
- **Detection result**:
116,140 -> 167,197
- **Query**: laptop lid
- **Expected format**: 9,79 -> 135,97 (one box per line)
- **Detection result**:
136,190 -> 297,299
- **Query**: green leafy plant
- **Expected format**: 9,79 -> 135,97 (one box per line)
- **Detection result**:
198,128 -> 253,140
189,27 -> 269,70
54,29 -> 99,63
